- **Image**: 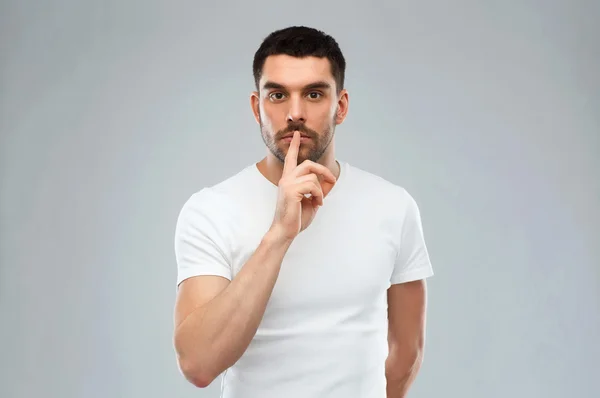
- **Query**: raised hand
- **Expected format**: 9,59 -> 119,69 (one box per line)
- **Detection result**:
270,131 -> 337,241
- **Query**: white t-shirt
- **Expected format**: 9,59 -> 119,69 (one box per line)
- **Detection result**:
174,160 -> 434,398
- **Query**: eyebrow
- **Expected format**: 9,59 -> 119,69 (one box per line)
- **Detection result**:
262,81 -> 332,91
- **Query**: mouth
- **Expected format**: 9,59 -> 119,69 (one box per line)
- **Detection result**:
281,131 -> 311,140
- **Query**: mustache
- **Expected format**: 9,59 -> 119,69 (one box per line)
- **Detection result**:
276,122 -> 317,139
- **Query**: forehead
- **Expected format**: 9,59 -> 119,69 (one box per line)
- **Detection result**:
260,54 -> 335,89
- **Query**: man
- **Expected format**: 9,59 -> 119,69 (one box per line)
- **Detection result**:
173,26 -> 434,398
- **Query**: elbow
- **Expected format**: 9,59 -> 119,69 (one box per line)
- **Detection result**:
405,346 -> 425,368
174,331 -> 218,388
187,372 -> 215,389
388,334 -> 425,364
409,345 -> 424,364
386,346 -> 424,378
178,357 -> 217,388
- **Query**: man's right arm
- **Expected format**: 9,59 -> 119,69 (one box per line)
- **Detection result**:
174,132 -> 337,388
173,227 -> 292,388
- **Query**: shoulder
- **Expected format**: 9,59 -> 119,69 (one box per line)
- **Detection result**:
343,163 -> 427,243
177,165 -> 256,224
344,162 -> 415,206
341,162 -> 424,231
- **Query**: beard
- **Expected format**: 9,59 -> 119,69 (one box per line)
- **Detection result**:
259,115 -> 336,165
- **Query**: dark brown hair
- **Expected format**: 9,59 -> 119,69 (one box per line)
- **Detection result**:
252,26 -> 346,94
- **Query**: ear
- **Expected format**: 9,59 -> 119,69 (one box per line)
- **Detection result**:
250,91 -> 261,125
335,89 -> 349,125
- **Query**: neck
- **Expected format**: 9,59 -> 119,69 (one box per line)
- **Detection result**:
256,148 -> 340,187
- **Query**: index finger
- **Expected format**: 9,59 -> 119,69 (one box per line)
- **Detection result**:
282,130 -> 300,176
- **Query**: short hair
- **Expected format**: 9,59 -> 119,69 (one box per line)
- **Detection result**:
252,26 -> 346,94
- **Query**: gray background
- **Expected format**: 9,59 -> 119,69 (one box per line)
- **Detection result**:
1,0 -> 598,397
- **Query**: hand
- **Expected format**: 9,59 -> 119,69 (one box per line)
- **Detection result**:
270,131 -> 337,241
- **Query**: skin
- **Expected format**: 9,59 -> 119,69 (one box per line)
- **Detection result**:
272,130 -> 338,239
250,54 -> 349,185
174,128 -> 336,388
253,55 -> 428,396
386,279 -> 428,397
174,54 -> 428,396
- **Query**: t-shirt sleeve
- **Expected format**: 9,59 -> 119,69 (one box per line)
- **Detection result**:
390,190 -> 434,284
174,189 -> 233,287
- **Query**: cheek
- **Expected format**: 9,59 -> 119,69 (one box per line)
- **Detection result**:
261,103 -> 282,127
313,104 -> 336,126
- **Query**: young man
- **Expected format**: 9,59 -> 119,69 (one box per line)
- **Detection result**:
173,26 -> 434,398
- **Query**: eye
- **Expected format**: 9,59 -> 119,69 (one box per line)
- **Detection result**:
307,92 -> 322,100
269,92 -> 286,101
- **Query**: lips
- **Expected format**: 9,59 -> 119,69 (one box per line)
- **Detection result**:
282,131 -> 311,139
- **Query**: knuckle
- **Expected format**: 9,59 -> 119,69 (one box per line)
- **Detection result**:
304,160 -> 318,169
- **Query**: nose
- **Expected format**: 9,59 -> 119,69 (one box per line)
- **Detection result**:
286,95 -> 306,123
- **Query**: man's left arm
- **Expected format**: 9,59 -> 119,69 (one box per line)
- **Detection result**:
385,279 -> 428,398
386,189 -> 433,397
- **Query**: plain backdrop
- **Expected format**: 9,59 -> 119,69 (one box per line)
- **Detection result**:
1,1 -> 599,397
